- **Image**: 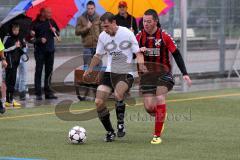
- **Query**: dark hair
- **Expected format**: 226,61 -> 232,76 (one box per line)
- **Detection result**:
144,9 -> 159,21
87,1 -> 95,6
100,12 -> 116,23
11,23 -> 20,29
144,9 -> 161,28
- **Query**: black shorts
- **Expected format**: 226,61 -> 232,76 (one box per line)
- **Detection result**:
140,72 -> 175,94
100,72 -> 134,92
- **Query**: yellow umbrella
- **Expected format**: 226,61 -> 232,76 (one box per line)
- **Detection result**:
99,0 -> 172,18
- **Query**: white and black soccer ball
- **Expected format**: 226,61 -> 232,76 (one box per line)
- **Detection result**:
68,126 -> 87,144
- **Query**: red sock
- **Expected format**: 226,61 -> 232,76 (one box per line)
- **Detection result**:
154,104 -> 167,137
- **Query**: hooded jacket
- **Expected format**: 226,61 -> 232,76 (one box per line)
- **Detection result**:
3,32 -> 26,68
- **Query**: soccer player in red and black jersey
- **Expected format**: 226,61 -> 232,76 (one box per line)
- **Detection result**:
136,9 -> 192,144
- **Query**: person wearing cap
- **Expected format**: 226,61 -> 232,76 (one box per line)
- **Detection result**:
115,1 -> 138,35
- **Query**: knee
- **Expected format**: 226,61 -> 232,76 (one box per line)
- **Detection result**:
95,98 -> 105,109
156,95 -> 166,104
145,108 -> 155,117
144,103 -> 155,116
115,92 -> 124,101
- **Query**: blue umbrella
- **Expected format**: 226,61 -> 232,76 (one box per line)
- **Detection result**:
0,0 -> 40,40
68,0 -> 105,27
0,0 -> 33,25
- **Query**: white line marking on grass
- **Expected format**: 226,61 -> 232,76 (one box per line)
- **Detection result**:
0,93 -> 240,121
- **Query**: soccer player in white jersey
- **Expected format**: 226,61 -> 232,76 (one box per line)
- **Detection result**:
83,12 -> 146,142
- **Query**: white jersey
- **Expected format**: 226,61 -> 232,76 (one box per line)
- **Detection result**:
96,26 -> 139,75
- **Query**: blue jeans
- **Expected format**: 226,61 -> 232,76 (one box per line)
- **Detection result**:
15,55 -> 28,93
83,48 -> 96,65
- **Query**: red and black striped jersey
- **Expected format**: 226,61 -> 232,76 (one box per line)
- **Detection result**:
136,28 -> 177,73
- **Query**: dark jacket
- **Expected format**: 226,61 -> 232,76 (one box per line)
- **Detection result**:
31,18 -> 59,52
3,33 -> 26,68
75,12 -> 101,48
115,13 -> 138,35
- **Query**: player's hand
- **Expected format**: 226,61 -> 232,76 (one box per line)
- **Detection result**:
51,27 -> 56,33
87,21 -> 92,28
2,60 -> 7,68
183,75 -> 192,87
139,47 -> 148,53
139,64 -> 148,73
15,41 -> 21,48
41,37 -> 47,44
30,30 -> 35,36
130,27 -> 134,33
83,69 -> 93,80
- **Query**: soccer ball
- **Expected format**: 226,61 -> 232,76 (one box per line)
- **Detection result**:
68,126 -> 87,144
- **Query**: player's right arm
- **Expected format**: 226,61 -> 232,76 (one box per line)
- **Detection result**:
83,53 -> 103,80
83,54 -> 102,76
135,31 -> 148,72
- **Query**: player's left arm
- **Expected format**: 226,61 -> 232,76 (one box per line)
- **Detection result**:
163,31 -> 192,86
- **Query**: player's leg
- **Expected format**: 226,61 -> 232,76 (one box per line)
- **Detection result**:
143,93 -> 157,116
150,87 -> 168,144
140,72 -> 159,116
151,75 -> 174,144
114,74 -> 134,137
141,85 -> 157,116
142,91 -> 164,144
95,85 -> 116,142
114,81 -> 129,137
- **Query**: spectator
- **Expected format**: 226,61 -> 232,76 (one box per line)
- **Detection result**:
3,23 -> 25,107
31,8 -> 60,100
115,1 -> 138,35
0,39 -> 7,114
75,0 -> 101,101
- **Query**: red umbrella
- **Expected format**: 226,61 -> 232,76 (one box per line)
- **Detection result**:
26,0 -> 78,29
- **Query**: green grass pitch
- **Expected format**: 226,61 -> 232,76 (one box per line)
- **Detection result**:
0,89 -> 239,160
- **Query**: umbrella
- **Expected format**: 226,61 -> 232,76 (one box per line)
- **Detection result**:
26,0 -> 78,29
0,0 -> 44,26
68,0 -> 105,27
0,0 -> 46,40
99,0 -> 174,19
0,14 -> 32,40
0,0 -> 32,26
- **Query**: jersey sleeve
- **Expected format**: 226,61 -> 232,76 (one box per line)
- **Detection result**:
162,31 -> 177,53
129,31 -> 140,53
96,33 -> 105,55
135,31 -> 142,45
0,39 -> 4,51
